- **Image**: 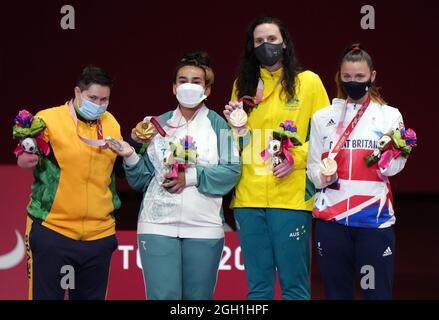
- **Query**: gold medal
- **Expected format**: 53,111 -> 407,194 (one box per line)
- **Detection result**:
133,119 -> 156,142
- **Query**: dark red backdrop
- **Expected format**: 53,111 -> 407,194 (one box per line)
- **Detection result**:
1,1 -> 437,192
1,1 -> 438,300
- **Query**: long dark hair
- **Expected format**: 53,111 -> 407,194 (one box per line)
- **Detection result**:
236,16 -> 300,110
335,43 -> 386,105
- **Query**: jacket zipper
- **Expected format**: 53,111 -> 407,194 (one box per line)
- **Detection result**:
346,105 -> 355,226
267,82 -> 274,208
176,123 -> 190,237
81,122 -> 94,240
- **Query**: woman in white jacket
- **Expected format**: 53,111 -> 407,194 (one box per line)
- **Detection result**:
108,52 -> 241,300
307,44 -> 409,299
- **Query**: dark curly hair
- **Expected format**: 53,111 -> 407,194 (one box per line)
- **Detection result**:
236,16 -> 300,111
173,51 -> 214,87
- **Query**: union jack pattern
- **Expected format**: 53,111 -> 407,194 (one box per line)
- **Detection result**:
307,99 -> 406,228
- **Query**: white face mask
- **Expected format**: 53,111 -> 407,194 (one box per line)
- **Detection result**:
176,83 -> 206,108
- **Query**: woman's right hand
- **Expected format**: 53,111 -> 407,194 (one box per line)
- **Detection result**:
223,100 -> 242,124
224,100 -> 249,136
130,129 -> 143,144
17,152 -> 39,169
130,129 -> 153,144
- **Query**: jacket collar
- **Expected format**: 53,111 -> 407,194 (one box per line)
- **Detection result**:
168,104 -> 208,127
260,66 -> 283,81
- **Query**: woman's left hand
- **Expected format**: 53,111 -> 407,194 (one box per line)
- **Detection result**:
162,171 -> 186,193
273,160 -> 294,178
320,172 -> 337,185
106,139 -> 135,158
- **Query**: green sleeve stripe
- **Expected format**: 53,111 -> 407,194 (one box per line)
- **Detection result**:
110,171 -> 121,213
305,119 -> 311,143
27,157 -> 60,220
304,175 -> 316,202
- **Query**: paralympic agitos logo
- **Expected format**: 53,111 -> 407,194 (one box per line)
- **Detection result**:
0,230 -> 26,270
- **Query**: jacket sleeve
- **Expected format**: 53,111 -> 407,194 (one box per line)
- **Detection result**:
194,112 -> 242,196
35,109 -> 51,145
306,114 -> 335,189
229,128 -> 252,152
111,121 -> 125,178
291,141 -> 309,171
293,73 -> 330,170
380,109 -> 407,177
122,111 -> 175,191
123,150 -> 155,193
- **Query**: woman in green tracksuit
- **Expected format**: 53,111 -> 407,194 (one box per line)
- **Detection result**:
108,52 -> 241,300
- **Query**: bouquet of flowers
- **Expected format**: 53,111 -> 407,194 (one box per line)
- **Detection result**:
163,135 -> 198,183
13,110 -> 50,157
365,128 -> 417,169
261,120 -> 302,167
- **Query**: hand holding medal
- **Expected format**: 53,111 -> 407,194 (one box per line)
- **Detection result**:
229,104 -> 248,128
319,96 -> 372,185
105,137 -> 135,158
320,157 -> 338,184
224,101 -> 248,136
131,116 -> 157,143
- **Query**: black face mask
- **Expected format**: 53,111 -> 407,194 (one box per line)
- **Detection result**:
254,42 -> 283,67
340,79 -> 372,101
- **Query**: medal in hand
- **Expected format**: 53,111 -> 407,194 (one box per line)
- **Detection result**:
105,136 -> 123,151
320,157 -> 338,176
133,118 -> 156,142
229,106 -> 248,128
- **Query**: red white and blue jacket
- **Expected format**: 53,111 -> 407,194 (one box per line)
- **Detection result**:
307,98 -> 406,228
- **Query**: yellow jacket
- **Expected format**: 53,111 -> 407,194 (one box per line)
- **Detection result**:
27,102 -> 122,240
230,68 -> 329,211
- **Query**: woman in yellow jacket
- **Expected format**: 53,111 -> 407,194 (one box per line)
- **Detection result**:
224,16 -> 330,300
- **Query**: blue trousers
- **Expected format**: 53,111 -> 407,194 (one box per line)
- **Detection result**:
315,219 -> 395,300
234,208 -> 312,300
27,220 -> 117,300
138,234 -> 224,300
